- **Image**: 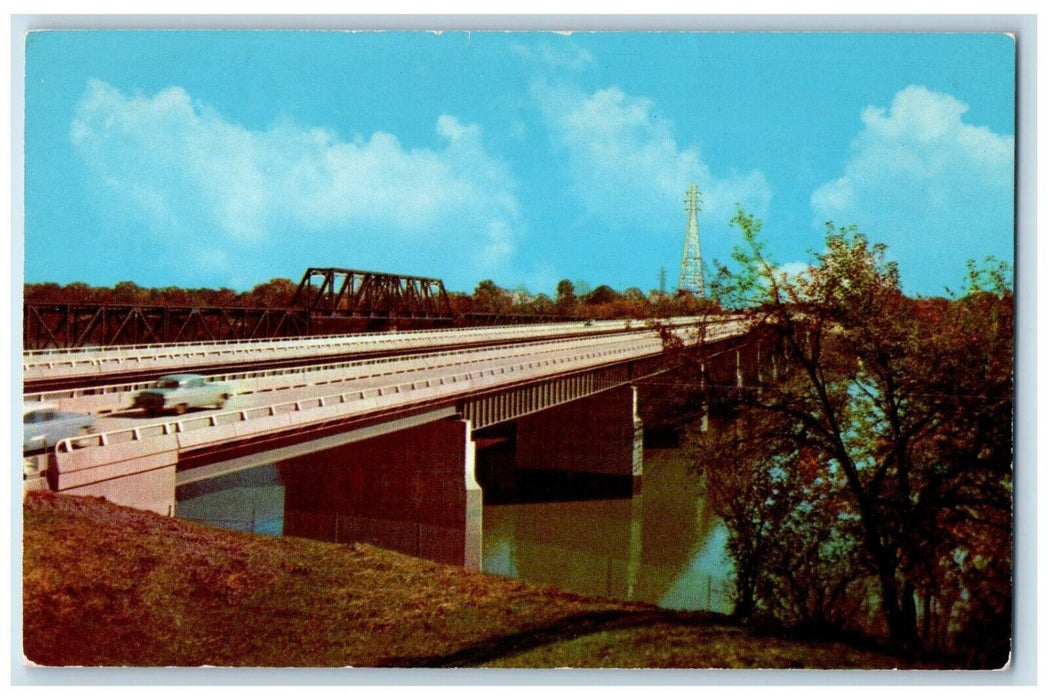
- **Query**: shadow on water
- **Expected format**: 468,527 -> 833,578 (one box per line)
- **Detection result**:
173,446 -> 734,614
175,465 -> 285,535
479,442 -> 734,614
473,423 -> 635,504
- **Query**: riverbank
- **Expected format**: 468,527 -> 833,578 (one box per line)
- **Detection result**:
22,491 -> 913,669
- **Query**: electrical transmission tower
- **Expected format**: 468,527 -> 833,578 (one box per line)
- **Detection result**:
678,183 -> 705,296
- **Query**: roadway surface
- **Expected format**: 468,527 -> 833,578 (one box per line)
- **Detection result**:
24,316 -> 750,461
24,319 -> 677,392
76,331 -> 663,437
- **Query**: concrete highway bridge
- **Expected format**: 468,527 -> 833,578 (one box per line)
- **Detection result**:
23,316 -> 758,569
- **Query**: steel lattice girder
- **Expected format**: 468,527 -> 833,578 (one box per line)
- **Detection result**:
290,267 -> 454,319
22,303 -> 311,349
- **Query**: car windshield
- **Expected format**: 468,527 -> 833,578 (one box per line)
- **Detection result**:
155,379 -> 182,389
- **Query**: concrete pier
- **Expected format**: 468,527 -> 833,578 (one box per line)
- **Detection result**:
515,384 -> 644,494
281,417 -> 482,569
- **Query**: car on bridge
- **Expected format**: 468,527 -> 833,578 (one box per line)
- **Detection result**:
132,373 -> 234,416
23,401 -> 95,453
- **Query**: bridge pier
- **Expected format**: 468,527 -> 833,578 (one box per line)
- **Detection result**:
514,384 -> 644,495
702,338 -> 765,389
280,417 -> 482,570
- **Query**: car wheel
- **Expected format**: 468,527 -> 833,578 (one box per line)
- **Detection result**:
174,403 -> 188,416
216,394 -> 230,409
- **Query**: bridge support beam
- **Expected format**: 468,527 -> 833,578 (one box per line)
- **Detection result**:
515,384 -> 644,495
50,437 -> 179,516
280,418 -> 482,570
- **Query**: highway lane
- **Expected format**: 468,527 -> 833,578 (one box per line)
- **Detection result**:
28,329 -> 675,412
22,317 -> 729,392
58,328 -> 675,444
29,316 -> 750,464
21,320 -> 634,389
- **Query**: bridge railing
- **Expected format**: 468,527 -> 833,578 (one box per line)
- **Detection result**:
22,321 -> 475,358
23,316 -> 738,384
24,317 -> 641,360
53,319 -> 749,457
26,329 -> 672,413
22,318 -> 642,382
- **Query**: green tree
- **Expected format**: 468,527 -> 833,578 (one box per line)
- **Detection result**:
203,287 -> 240,307
583,284 -> 620,306
446,291 -> 475,315
111,280 -> 146,304
61,282 -> 96,303
473,279 -> 511,314
555,279 -> 577,315
675,210 -> 1012,662
24,282 -> 64,302
249,278 -> 298,307
151,286 -> 193,306
529,293 -> 555,315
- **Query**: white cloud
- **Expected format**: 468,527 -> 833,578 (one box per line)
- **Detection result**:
70,79 -> 521,287
531,79 -> 772,232
811,85 -> 1014,292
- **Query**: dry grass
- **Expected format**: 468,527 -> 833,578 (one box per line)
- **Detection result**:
23,492 -> 912,669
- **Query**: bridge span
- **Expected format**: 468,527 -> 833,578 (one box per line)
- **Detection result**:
23,317 -> 710,392
24,316 -> 758,569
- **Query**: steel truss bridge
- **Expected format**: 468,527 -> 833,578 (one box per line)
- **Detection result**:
23,267 -> 577,349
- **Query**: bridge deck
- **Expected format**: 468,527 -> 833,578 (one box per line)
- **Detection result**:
44,318 -> 748,459
24,318 -> 700,386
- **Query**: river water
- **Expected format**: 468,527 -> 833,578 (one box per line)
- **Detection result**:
175,448 -> 735,614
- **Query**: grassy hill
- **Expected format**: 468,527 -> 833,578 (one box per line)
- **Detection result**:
21,491 -> 915,669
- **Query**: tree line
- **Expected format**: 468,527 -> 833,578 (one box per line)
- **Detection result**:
23,278 -> 302,309
660,209 -> 1013,668
455,277 -> 720,318
25,276 -> 722,320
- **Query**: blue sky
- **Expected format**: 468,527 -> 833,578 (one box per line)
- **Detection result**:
22,30 -> 1015,297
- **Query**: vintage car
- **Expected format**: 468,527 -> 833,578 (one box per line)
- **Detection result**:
23,401 -> 96,453
132,373 -> 234,415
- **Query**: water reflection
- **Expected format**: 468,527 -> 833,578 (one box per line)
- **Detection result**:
176,465 -> 285,536
482,449 -> 734,613
172,450 -> 734,613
